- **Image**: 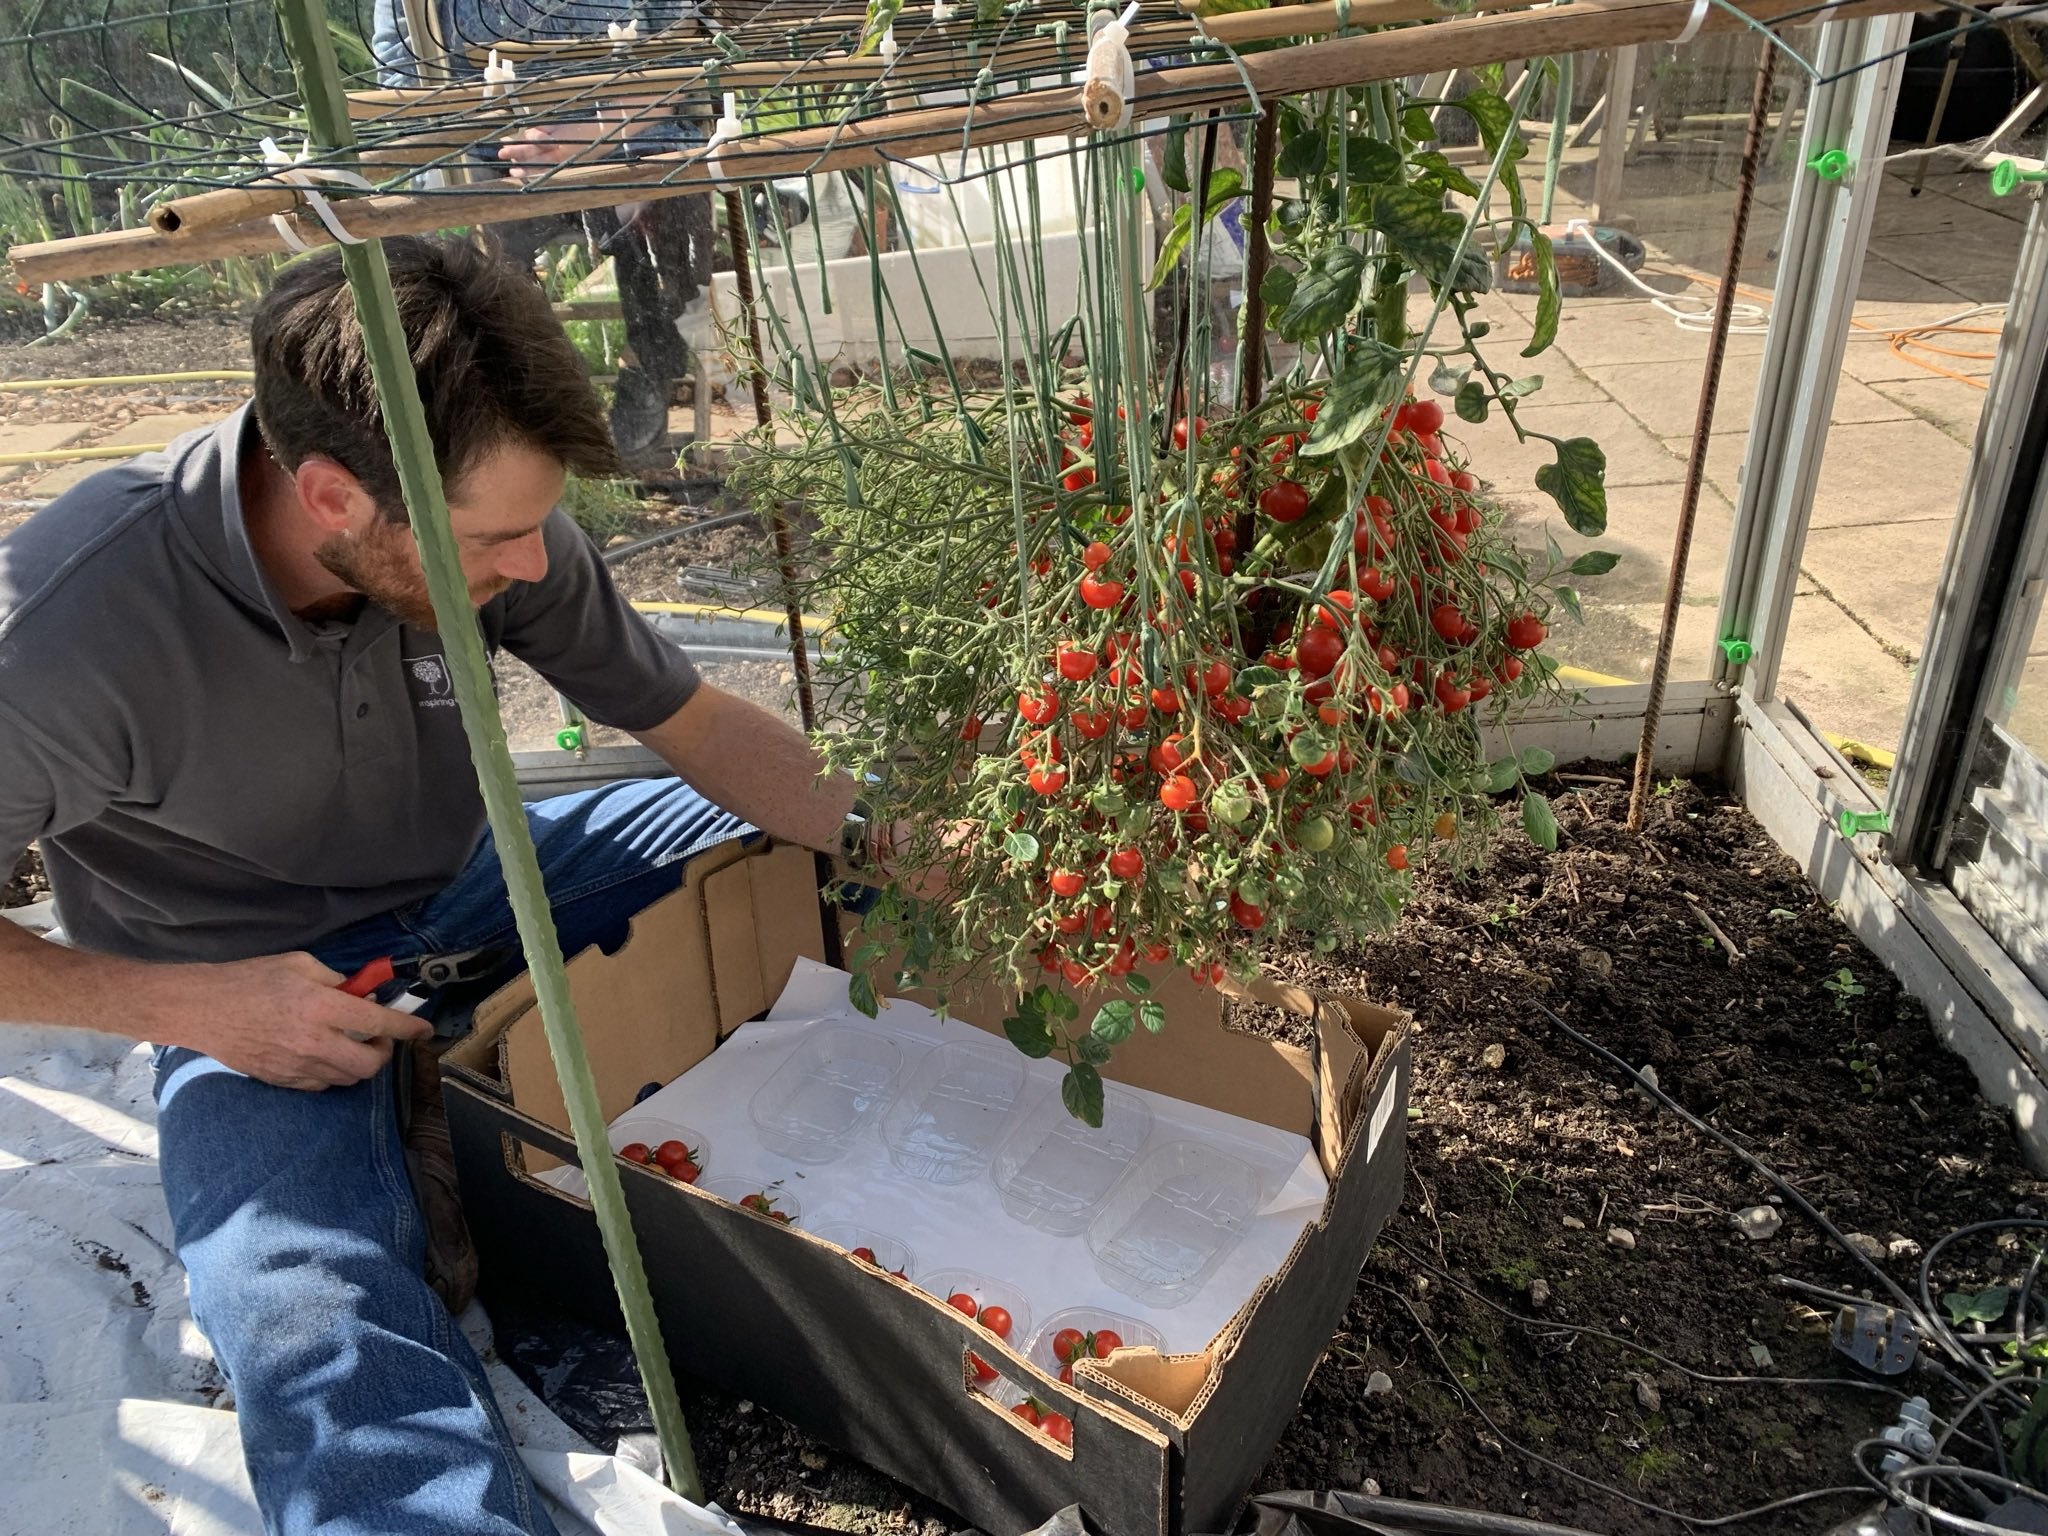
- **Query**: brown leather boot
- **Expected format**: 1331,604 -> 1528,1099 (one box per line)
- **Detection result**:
404,1042 -> 480,1314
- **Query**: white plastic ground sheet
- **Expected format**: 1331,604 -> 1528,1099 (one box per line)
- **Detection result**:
551,960 -> 1328,1366
0,1018 -> 743,1536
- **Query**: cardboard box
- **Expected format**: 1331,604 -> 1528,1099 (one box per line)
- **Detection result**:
443,840 -> 1411,1536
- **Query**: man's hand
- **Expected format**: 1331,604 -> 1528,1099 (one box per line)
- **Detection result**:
496,121 -> 619,182
153,953 -> 434,1092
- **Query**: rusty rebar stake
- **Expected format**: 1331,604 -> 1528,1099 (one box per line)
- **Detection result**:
1240,106 -> 1279,416
1627,41 -> 1778,831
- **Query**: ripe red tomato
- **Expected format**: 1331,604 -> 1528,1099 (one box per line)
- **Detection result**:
1499,655 -> 1525,683
969,1352 -> 999,1384
1296,626 -> 1344,678
1430,604 -> 1466,643
1230,892 -> 1266,930
1172,417 -> 1207,450
1451,468 -> 1478,493
1317,702 -> 1347,727
1083,540 -> 1115,572
1219,694 -> 1253,722
1435,673 -> 1471,713
1050,870 -> 1084,898
1407,397 -> 1444,435
958,714 -> 984,741
948,1292 -> 979,1319
1071,708 -> 1112,740
655,1140 -> 695,1171
1361,566 -> 1397,602
1143,940 -> 1172,964
1055,910 -> 1086,935
1259,480 -> 1310,523
1301,748 -> 1337,777
1387,844 -> 1411,871
1014,1400 -> 1043,1427
1120,701 -> 1150,730
618,1142 -> 650,1164
1018,689 -> 1060,725
979,1305 -> 1013,1340
1199,659 -> 1233,697
1079,574 -> 1125,609
1148,735 -> 1186,774
1260,766 -> 1290,790
1038,944 -> 1063,972
1109,848 -> 1144,880
1061,957 -> 1089,984
1043,1412 -> 1074,1447
1150,686 -> 1182,714
1029,765 -> 1068,796
1507,613 -> 1548,651
1468,674 -> 1493,703
1056,646 -> 1098,682
1190,960 -> 1226,986
1053,1326 -> 1086,1364
1159,775 -> 1199,811
1068,396 -> 1091,425
1424,457 -> 1453,487
1063,467 -> 1096,492
1093,1330 -> 1124,1357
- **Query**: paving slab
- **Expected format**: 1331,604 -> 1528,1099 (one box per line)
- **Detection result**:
1587,356 -> 1910,439
1867,232 -> 2026,303
1673,417 -> 1973,531
1548,300 -> 1771,370
1798,516 -> 1956,661
1855,252 -> 1985,308
0,422 -> 90,486
1776,591 -> 1914,752
1501,478 -> 1734,610
1522,593 -> 1723,686
1459,398 -> 1684,496
1865,375 -> 1991,447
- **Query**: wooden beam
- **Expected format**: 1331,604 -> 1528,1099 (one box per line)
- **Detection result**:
12,0 -> 1913,286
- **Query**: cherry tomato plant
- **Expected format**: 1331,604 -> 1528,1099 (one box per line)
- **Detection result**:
731,71 -> 1617,1124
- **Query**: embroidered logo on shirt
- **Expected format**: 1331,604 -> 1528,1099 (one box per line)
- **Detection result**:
409,653 -> 457,709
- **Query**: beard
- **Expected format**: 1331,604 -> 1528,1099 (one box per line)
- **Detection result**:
313,521 -> 509,630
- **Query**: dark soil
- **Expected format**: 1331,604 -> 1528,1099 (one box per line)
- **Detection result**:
0,310 -> 257,381
3,847 -> 48,910
497,775 -> 2039,1535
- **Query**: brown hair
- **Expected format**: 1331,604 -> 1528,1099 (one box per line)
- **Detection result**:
251,236 -> 619,520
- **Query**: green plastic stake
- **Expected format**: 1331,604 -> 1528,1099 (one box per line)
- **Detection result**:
1807,148 -> 1850,181
273,0 -> 702,1501
1719,635 -> 1755,666
1992,159 -> 2048,198
1838,808 -> 1891,840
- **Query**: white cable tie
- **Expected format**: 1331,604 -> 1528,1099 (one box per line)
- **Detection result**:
705,91 -> 743,185
1674,0 -> 1711,46
606,18 -> 639,40
931,0 -> 957,19
481,48 -> 518,104
879,25 -> 898,60
260,136 -> 374,253
1082,2 -> 1140,131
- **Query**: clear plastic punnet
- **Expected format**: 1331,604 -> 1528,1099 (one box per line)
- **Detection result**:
879,1039 -> 1027,1184
808,1222 -> 918,1280
919,1267 -> 1034,1395
1029,1306 -> 1167,1382
699,1176 -> 802,1227
747,1026 -> 903,1164
990,1084 -> 1154,1234
1085,1140 -> 1261,1307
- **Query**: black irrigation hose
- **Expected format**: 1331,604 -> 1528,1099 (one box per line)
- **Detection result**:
1258,1491 -> 1604,1536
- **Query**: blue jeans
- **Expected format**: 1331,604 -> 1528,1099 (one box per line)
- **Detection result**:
152,778 -> 753,1536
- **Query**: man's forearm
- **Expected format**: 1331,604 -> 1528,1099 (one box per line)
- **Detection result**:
634,683 -> 857,853
0,916 -> 163,1039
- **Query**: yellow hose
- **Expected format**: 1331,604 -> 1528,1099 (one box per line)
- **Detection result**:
631,598 -> 834,631
0,441 -> 167,467
0,370 -> 253,391
1554,663 -> 1896,769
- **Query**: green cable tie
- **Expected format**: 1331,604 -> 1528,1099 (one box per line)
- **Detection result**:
556,725 -> 588,753
1718,634 -> 1754,666
1807,148 -> 1850,181
1837,808 -> 1890,840
1992,159 -> 2048,198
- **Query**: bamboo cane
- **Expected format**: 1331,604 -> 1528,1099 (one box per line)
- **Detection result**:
13,0 -> 1900,286
270,0 -> 706,1501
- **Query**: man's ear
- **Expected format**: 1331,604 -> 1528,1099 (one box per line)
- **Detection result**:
292,456 -> 377,535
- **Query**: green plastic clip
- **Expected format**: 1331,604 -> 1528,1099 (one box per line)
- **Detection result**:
1991,159 -> 2048,198
1130,166 -> 1145,193
1807,149 -> 1850,181
556,724 -> 588,753
1718,635 -> 1755,666
1837,808 -> 1890,840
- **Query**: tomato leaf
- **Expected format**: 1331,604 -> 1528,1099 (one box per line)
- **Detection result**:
1370,184 -> 1490,293
1076,1034 -> 1114,1066
1276,125 -> 1326,180
850,940 -> 887,971
1570,550 -> 1621,576
1429,359 -> 1470,395
1237,664 -> 1284,689
848,971 -> 882,1018
1003,1006 -> 1057,1059
1092,999 -> 1137,1044
1501,374 -> 1544,400
1454,380 -> 1489,424
857,0 -> 904,55
1401,106 -> 1435,142
1341,134 -> 1405,184
1554,585 -> 1585,623
1139,999 -> 1168,1033
1045,988 -> 1081,1022
1148,170 -> 1246,290
1195,0 -> 1268,13
1544,529 -> 1565,568
1125,972 -> 1153,996
1259,264 -> 1298,311
1518,746 -> 1557,775
1003,830 -> 1041,863
1522,792 -> 1560,852
1534,436 -> 1608,536
1299,341 -> 1402,457
1407,149 -> 1481,198
1523,228 -> 1562,357
1162,118 -> 1192,194
1483,757 -> 1521,793
1062,1063 -> 1106,1127
1277,243 -> 1365,341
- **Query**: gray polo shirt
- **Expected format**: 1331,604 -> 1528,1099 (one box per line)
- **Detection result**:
0,405 -> 699,963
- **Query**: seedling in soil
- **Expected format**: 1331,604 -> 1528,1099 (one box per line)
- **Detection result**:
1823,967 -> 1866,1012
1942,1286 -> 2010,1328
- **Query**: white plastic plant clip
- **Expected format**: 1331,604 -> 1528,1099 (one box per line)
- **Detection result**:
258,135 -> 374,254
878,25 -> 899,60
606,17 -> 640,41
1081,1 -> 1140,132
706,91 -> 744,184
931,0 -> 957,20
481,48 -> 518,104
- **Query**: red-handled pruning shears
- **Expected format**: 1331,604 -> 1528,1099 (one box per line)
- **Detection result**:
338,947 -> 512,999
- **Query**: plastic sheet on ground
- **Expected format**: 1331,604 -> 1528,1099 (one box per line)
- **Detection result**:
0,1018 -> 743,1536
